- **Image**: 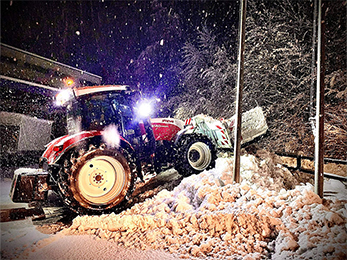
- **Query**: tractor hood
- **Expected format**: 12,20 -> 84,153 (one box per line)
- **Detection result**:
150,118 -> 184,142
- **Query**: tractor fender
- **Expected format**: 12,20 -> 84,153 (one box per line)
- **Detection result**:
173,125 -> 195,145
42,131 -> 133,165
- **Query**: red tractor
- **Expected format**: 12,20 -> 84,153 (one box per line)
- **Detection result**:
10,85 -> 217,214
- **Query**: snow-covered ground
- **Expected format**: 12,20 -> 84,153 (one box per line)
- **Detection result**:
1,154 -> 347,259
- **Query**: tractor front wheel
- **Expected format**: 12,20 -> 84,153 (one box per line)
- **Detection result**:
175,134 -> 217,177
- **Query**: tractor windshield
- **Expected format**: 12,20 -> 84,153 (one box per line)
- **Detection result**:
67,91 -> 137,135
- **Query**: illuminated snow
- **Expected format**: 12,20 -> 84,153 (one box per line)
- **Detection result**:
62,156 -> 347,259
2,155 -> 346,259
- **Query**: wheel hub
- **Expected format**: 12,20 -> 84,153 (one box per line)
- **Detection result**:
77,155 -> 126,205
188,149 -> 201,163
93,172 -> 104,184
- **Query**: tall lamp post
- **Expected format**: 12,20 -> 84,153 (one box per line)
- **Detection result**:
233,0 -> 247,183
314,0 -> 325,197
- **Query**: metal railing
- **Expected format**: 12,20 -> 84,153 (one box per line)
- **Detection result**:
276,152 -> 347,182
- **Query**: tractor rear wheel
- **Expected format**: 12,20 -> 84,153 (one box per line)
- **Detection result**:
175,134 -> 217,177
58,146 -> 136,214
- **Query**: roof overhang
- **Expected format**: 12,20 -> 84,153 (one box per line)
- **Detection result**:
0,43 -> 102,92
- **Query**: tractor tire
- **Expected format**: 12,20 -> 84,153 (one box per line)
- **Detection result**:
175,134 -> 217,177
57,145 -> 136,214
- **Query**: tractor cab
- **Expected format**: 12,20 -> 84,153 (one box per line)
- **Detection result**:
65,86 -> 138,135
56,85 -> 155,161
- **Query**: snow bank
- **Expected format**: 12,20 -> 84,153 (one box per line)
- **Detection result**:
0,218 -> 50,259
65,155 -> 347,259
18,234 -> 176,260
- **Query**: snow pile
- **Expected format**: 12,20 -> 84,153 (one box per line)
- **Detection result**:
65,155 -> 347,259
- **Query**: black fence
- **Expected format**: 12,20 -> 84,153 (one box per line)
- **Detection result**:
276,152 -> 347,182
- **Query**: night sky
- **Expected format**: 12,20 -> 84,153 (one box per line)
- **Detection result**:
1,0 -> 239,95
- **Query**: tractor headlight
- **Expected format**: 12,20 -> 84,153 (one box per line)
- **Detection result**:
135,100 -> 153,118
55,89 -> 73,106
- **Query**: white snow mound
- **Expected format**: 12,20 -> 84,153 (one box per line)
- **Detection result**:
66,155 -> 347,259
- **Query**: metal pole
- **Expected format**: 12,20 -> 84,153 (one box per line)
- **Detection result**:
233,0 -> 247,183
310,0 -> 317,118
314,0 -> 325,197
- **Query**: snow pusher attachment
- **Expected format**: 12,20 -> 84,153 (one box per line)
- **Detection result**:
183,106 -> 268,149
10,168 -> 50,203
225,106 -> 268,144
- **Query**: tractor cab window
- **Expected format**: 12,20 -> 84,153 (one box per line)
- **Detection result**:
66,91 -> 138,135
81,95 -> 116,129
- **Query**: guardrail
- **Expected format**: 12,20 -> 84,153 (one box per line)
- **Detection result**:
275,152 -> 347,182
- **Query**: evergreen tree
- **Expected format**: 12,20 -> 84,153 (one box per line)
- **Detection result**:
171,26 -> 237,119
243,0 -> 346,156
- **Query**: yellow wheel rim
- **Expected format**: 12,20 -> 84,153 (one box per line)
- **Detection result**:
77,155 -> 126,205
188,142 -> 212,170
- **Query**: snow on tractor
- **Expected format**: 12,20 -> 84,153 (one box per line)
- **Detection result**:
10,85 -> 268,214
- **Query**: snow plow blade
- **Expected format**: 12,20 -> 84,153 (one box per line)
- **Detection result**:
229,106 -> 268,144
184,107 -> 268,149
10,168 -> 50,203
